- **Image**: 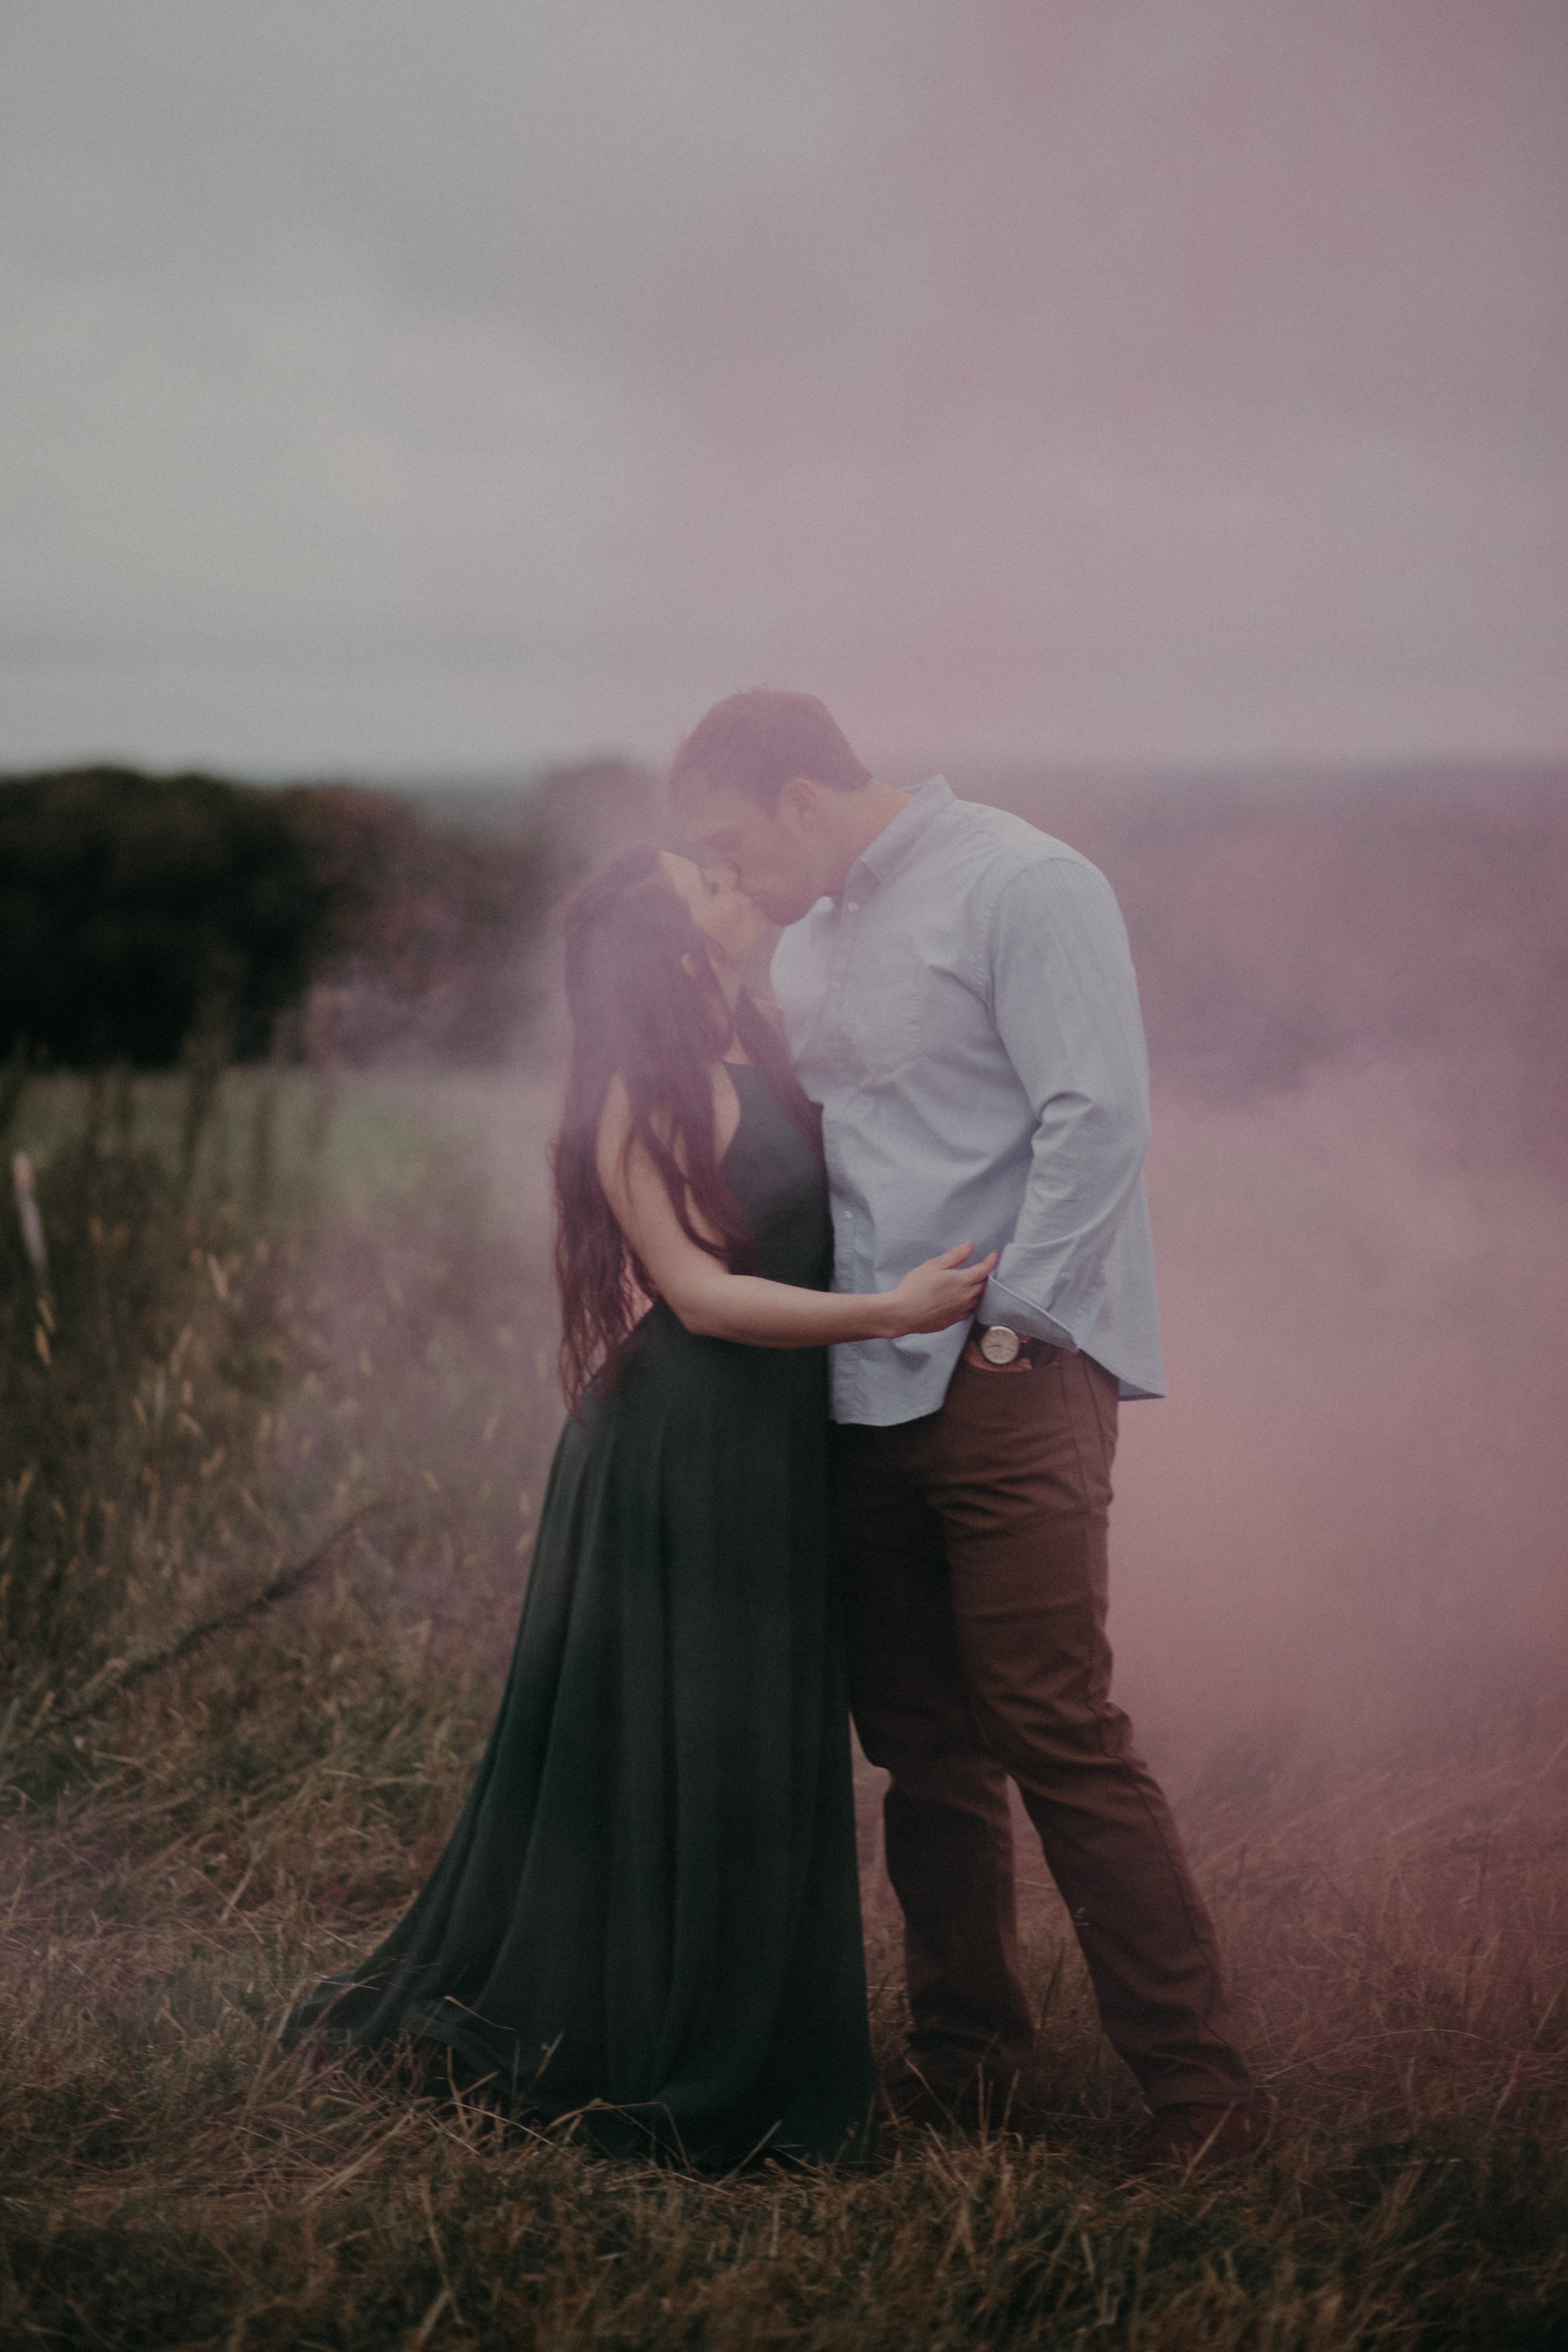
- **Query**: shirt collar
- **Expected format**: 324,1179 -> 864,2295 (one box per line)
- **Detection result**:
844,774 -> 954,898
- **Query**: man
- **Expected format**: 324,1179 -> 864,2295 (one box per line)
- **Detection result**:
670,688 -> 1264,2169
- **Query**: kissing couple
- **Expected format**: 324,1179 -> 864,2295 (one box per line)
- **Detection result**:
292,688 -> 1263,2175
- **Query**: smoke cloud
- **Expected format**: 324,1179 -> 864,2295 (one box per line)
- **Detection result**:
1112,1065 -> 1568,1776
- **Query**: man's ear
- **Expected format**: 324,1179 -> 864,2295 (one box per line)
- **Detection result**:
777,776 -> 821,830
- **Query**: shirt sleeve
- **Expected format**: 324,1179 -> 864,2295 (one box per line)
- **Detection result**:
976,856 -> 1154,1352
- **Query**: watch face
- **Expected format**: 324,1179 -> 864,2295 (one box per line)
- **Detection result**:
979,1325 -> 1021,1365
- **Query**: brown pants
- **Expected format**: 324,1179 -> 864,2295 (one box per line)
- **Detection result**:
837,1348 -> 1252,2110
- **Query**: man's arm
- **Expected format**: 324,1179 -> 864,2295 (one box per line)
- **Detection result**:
977,856 -> 1153,1351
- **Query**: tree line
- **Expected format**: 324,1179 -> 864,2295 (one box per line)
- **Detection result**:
0,761 -> 661,1069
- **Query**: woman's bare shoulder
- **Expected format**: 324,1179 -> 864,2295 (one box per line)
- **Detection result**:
594,1065 -> 740,1200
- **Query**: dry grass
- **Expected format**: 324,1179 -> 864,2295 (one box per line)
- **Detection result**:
1,1069 -> 1565,2349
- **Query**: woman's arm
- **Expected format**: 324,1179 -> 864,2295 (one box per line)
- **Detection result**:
596,1076 -> 995,1348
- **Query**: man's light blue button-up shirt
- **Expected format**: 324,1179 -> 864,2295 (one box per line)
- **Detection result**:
771,776 -> 1166,1427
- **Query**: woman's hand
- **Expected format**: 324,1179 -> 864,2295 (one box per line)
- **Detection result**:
600,1083 -> 1004,1350
884,1245 -> 1000,1337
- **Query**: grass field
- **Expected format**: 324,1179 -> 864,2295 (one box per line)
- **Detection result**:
2,1064 -> 1565,2349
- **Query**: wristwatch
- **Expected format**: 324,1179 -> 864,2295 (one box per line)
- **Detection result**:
976,1323 -> 1022,1366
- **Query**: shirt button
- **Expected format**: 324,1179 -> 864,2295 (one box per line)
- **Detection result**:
846,901 -> 859,913
830,980 -> 842,990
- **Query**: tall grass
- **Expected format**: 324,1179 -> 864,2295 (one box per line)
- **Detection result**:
1,1069 -> 1565,2349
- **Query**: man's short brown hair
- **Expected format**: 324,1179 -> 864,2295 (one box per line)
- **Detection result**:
668,688 -> 873,810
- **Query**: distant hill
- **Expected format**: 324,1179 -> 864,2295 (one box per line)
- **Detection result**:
963,759 -> 1568,1174
355,774 -> 540,835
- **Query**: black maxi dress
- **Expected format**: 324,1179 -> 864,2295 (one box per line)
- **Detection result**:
292,1063 -> 877,2168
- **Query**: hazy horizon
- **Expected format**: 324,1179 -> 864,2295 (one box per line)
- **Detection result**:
10,749 -> 1565,803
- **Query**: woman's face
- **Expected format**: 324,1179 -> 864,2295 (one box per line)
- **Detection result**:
659,851 -> 771,971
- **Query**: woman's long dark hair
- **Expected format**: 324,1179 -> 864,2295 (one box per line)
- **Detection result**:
551,843 -> 822,1417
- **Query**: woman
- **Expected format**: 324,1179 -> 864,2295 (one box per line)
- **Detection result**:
291,843 -> 994,2168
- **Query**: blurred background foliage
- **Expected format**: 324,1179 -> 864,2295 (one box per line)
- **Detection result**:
0,768 -> 329,1068
0,758 -> 667,1074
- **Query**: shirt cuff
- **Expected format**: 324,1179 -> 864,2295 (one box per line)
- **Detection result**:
978,1275 -> 1078,1351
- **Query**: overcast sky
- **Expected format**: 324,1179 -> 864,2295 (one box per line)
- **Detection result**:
3,0 -> 1565,776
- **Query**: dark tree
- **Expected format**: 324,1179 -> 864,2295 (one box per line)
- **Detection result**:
276,782 -> 555,1063
0,767 -> 332,1066
0,765 -> 566,1071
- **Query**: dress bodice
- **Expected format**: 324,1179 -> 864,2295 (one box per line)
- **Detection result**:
720,1062 -> 832,1293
